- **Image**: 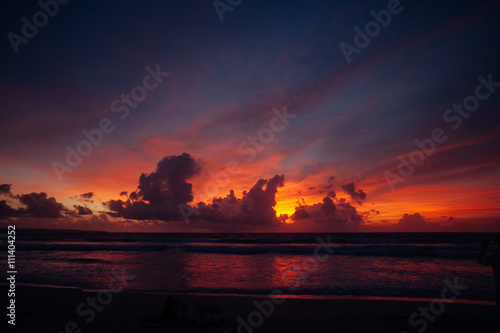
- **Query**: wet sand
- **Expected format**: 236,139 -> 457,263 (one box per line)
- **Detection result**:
4,284 -> 499,333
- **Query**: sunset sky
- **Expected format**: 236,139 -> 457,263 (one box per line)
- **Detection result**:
1,0 -> 499,232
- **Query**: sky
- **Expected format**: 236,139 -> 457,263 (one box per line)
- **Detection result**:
0,0 -> 499,232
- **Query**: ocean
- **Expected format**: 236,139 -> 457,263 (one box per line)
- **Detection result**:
10,230 -> 498,303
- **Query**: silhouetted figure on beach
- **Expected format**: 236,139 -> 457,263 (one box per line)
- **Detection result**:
478,234 -> 500,318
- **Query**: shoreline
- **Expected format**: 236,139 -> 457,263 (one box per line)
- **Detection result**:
5,284 -> 499,332
3,282 -> 496,305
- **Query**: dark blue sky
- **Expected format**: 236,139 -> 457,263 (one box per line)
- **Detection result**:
0,0 -> 499,231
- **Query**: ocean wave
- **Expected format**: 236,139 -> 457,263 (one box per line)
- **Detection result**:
14,241 -> 482,259
15,242 -> 172,252
124,286 -> 495,302
177,243 -> 480,259
61,258 -> 110,263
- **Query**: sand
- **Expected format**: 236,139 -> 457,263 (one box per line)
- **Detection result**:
3,284 -> 499,333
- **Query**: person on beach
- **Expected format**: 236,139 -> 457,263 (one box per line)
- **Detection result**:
478,234 -> 500,318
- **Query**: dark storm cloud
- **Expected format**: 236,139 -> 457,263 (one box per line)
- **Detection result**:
335,200 -> 364,225
449,218 -> 470,230
81,192 -> 94,199
69,192 -> 94,203
195,190 -> 242,225
17,192 -> 65,218
0,184 -> 12,195
320,196 -> 337,215
0,185 -> 66,220
240,174 -> 285,225
340,183 -> 367,203
292,198 -> 310,220
74,205 -> 93,215
398,213 -> 427,228
119,191 -> 128,197
138,153 -> 201,206
0,200 -> 15,220
79,192 -> 94,203
292,196 -> 364,226
105,153 -> 202,221
196,175 -> 286,227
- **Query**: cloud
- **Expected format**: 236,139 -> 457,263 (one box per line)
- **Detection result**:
197,175 -> 286,227
74,205 -> 93,215
323,176 -> 335,190
0,185 -> 66,220
105,153 -> 202,221
449,218 -> 470,230
195,190 -> 242,225
81,192 -> 94,199
69,192 -> 95,203
397,213 -> 427,229
239,174 -> 285,226
291,196 -> 364,226
0,184 -> 12,195
80,192 -> 94,203
119,191 -> 128,196
0,200 -> 15,220
340,182 -> 367,203
17,192 -> 65,218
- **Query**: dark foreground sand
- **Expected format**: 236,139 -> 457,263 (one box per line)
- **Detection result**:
3,284 -> 499,333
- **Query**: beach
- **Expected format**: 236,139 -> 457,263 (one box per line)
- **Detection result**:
5,284 -> 499,333
5,231 -> 500,332
2,0 -> 500,330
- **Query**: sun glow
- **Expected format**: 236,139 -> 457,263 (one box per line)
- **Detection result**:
274,198 -> 297,221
